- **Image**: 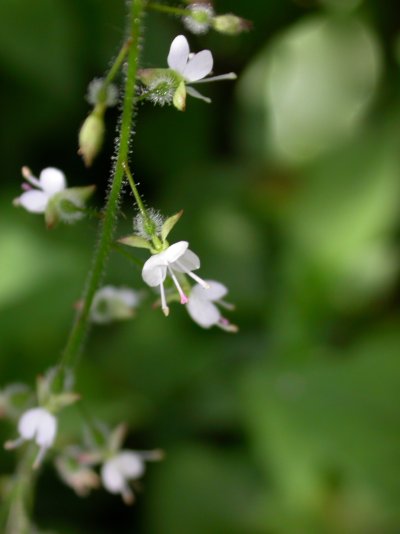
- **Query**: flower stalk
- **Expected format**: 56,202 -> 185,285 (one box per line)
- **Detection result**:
60,0 -> 145,375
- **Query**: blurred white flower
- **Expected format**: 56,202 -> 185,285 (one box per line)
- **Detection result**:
14,166 -> 66,214
14,166 -> 95,227
90,286 -> 142,324
187,280 -> 238,332
142,241 -> 209,316
101,450 -> 162,505
4,407 -> 57,468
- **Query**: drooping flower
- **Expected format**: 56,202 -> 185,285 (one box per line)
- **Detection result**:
90,285 -> 142,324
142,241 -> 209,316
138,35 -> 236,110
55,452 -> 100,497
14,167 -> 66,214
187,280 -> 238,332
14,166 -> 95,227
101,450 -> 162,505
4,407 -> 57,468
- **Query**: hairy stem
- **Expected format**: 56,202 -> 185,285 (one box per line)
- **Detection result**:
60,0 -> 145,375
145,2 -> 189,17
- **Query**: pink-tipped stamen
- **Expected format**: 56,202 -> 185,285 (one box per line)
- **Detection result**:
4,437 -> 25,450
187,271 -> 210,289
22,183 -> 32,191
21,166 -> 41,188
174,260 -> 210,289
217,317 -> 239,333
167,266 -> 189,304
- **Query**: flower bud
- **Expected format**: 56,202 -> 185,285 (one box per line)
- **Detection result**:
212,14 -> 252,35
78,109 -> 105,167
173,80 -> 187,111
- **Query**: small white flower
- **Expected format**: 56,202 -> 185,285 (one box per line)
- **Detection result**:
14,166 -> 66,214
4,407 -> 57,468
101,450 -> 162,505
142,241 -> 209,316
187,280 -> 238,332
167,35 -> 237,105
90,285 -> 142,324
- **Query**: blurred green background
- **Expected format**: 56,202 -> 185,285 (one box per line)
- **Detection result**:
1,0 -> 400,532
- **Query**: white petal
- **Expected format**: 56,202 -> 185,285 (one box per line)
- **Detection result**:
117,451 -> 145,479
186,86 -> 211,103
187,298 -> 220,328
39,167 -> 67,195
192,280 -> 228,301
35,412 -> 57,447
101,452 -> 145,494
183,50 -> 213,82
17,190 -> 49,213
172,249 -> 200,272
18,408 -> 57,447
116,288 -> 140,307
167,35 -> 190,74
142,255 -> 167,287
163,241 -> 189,263
101,459 -> 126,493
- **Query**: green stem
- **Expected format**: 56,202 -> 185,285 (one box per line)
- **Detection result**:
1,445 -> 37,534
123,162 -> 163,250
146,2 -> 189,17
97,37 -> 133,105
59,0 -> 145,375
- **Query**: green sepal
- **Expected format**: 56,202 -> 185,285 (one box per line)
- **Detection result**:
46,392 -> 81,413
118,234 -> 153,250
108,423 -> 128,455
161,210 -> 183,242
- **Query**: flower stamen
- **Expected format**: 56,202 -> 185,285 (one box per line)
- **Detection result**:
167,266 -> 189,304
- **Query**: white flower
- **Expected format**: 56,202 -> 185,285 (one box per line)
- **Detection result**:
142,241 -> 209,316
101,450 -> 162,505
187,280 -> 238,332
4,407 -> 57,468
90,286 -> 142,324
14,166 -> 66,214
167,34 -> 237,105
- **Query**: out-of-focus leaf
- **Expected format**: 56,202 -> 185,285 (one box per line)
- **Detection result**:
282,122 -> 400,307
242,324 -> 400,532
238,15 -> 381,163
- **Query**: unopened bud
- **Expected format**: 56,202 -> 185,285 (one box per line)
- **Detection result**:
78,109 -> 105,167
173,81 -> 187,112
212,14 -> 252,35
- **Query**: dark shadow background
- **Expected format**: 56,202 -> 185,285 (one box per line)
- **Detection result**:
1,0 -> 400,532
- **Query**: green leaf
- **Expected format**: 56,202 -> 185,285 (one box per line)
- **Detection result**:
118,234 -> 152,250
